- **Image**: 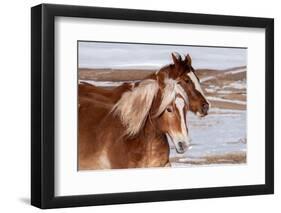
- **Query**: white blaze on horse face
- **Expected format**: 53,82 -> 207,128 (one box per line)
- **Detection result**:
187,72 -> 207,100
175,97 -> 189,140
187,71 -> 210,116
169,97 -> 191,153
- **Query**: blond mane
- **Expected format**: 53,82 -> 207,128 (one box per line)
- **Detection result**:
112,78 -> 188,136
112,79 -> 159,136
154,78 -> 188,118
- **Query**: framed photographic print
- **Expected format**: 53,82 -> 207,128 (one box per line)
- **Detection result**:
31,3 -> 274,209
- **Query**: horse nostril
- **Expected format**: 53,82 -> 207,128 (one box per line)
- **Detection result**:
178,141 -> 188,150
178,142 -> 185,150
202,103 -> 209,114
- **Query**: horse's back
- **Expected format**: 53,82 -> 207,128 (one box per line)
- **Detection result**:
79,82 -> 132,103
78,82 -> 132,170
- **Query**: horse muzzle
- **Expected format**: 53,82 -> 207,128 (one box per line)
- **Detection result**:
166,133 -> 191,154
196,103 -> 209,117
175,141 -> 191,154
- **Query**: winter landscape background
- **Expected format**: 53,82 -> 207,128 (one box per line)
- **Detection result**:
78,41 -> 247,167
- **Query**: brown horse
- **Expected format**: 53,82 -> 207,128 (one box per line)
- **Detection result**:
79,78 -> 190,170
79,53 -> 209,169
79,81 -> 133,104
155,53 -> 209,116
79,53 -> 209,116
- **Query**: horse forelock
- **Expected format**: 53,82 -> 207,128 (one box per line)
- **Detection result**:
112,75 -> 189,137
153,78 -> 188,118
112,79 -> 159,137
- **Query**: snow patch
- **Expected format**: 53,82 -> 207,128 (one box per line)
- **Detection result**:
207,96 -> 246,105
227,68 -> 246,75
223,80 -> 246,90
170,108 -> 246,166
79,80 -> 136,87
217,90 -> 234,94
205,88 -> 217,93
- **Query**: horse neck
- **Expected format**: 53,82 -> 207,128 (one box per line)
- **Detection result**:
97,112 -> 125,142
157,65 -> 174,77
146,65 -> 179,86
80,82 -> 133,104
104,114 -> 165,145
96,112 -> 168,160
132,117 -> 168,152
132,118 -> 170,166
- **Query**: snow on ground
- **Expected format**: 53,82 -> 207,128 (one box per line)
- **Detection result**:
206,96 -> 246,105
200,76 -> 216,82
205,88 -> 217,93
170,108 -> 246,167
80,75 -> 247,167
201,67 -> 246,83
228,68 -> 247,75
79,80 -> 132,87
217,90 -> 234,94
223,80 -> 246,90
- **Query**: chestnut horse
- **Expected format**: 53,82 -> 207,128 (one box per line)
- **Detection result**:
79,52 -> 209,117
156,53 -> 209,116
79,78 -> 190,169
79,53 -> 209,169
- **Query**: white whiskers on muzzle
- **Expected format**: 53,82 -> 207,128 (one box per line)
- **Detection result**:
166,132 -> 191,154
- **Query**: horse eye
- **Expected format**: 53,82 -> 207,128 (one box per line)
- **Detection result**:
166,107 -> 173,113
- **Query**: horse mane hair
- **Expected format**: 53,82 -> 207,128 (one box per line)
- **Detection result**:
112,78 -> 188,137
112,79 -> 159,137
153,78 -> 188,118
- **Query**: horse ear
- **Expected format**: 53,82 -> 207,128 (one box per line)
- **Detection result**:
112,80 -> 159,137
171,52 -> 181,68
184,54 -> 192,66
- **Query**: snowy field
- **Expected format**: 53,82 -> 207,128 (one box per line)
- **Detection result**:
79,71 -> 247,167
78,41 -> 247,167
170,108 -> 246,167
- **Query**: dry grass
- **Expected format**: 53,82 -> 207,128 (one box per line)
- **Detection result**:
79,68 -> 154,81
209,101 -> 246,110
170,152 -> 246,165
204,153 -> 246,164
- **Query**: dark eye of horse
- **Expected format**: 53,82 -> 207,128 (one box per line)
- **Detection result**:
166,107 -> 173,113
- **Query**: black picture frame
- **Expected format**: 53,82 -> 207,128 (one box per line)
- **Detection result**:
31,3 -> 274,209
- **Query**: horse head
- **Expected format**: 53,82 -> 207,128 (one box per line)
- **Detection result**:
157,52 -> 210,117
152,78 -> 191,153
112,77 -> 191,154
